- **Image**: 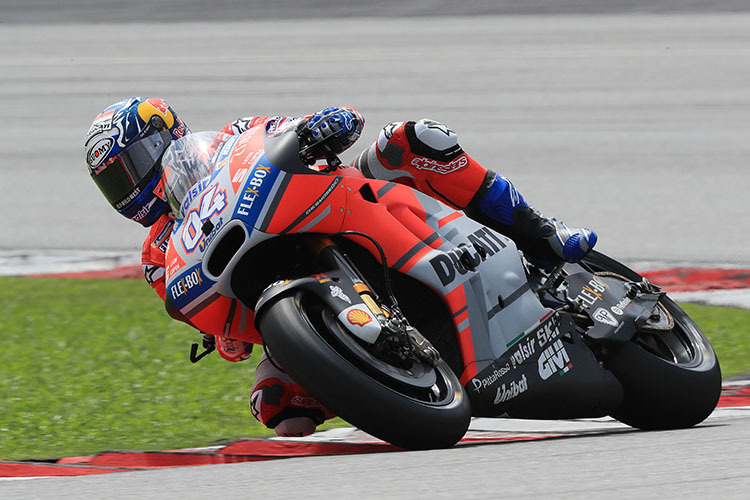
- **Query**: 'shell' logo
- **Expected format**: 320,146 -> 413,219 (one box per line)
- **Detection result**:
347,309 -> 372,327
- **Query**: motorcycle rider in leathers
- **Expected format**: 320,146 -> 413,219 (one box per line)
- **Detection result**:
85,97 -> 597,437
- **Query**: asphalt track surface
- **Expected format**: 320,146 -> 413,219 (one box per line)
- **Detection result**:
2,409 -> 749,499
1,2 -> 749,498
1,3 -> 750,266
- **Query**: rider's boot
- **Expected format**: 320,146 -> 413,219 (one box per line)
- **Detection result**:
465,172 -> 598,265
354,119 -> 597,264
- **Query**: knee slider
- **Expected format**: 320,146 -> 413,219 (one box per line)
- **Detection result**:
273,416 -> 318,437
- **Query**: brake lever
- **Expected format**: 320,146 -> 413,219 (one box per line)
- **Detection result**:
189,334 -> 216,363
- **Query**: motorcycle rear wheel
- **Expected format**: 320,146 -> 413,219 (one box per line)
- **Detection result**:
257,291 -> 471,449
579,251 -> 722,430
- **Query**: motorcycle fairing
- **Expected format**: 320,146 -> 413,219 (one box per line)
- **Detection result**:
303,175 -> 552,385
564,272 -> 660,341
165,128 -> 354,342
467,313 -> 623,417
167,128 -> 553,387
164,127 -> 292,342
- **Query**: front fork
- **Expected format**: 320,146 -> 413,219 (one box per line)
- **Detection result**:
307,237 -> 440,367
307,237 -> 390,322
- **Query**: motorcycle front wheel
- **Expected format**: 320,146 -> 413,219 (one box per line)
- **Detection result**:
580,251 -> 722,430
257,291 -> 471,449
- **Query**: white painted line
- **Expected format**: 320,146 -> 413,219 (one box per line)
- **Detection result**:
267,404 -> 750,445
0,477 -> 53,481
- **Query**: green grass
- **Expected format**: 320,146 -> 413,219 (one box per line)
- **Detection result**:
0,277 -> 748,460
0,277 -> 346,461
679,303 -> 750,380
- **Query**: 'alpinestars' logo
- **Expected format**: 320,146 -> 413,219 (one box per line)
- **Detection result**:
422,119 -> 454,136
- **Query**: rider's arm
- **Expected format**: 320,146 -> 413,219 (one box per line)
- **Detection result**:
222,108 -> 364,162
141,214 -> 174,301
142,216 -> 253,362
220,116 -> 298,136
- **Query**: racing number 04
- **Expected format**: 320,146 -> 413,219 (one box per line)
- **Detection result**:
181,183 -> 228,253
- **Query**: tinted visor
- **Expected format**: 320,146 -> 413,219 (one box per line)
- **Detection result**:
92,130 -> 172,207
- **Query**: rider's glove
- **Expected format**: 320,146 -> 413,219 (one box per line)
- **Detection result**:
215,334 -> 253,362
298,106 -> 364,164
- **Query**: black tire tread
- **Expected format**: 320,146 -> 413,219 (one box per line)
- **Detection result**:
257,293 -> 471,449
582,251 -> 722,430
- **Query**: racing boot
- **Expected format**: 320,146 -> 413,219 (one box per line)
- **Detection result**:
467,172 -> 598,265
354,119 -> 597,264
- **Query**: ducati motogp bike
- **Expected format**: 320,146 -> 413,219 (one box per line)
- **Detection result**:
162,127 -> 721,449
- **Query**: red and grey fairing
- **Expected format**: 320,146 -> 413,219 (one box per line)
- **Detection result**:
164,127 -> 621,419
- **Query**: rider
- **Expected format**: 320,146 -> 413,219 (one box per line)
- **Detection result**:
85,97 -> 597,437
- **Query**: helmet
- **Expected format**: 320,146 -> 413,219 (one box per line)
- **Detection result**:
84,97 -> 189,227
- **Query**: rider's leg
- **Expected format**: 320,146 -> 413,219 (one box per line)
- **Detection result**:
354,119 -> 597,263
249,351 -> 334,437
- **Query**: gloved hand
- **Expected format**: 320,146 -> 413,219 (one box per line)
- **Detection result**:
215,334 -> 253,362
298,106 -> 364,164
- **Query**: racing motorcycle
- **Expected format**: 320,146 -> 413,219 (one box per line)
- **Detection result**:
161,127 -> 721,450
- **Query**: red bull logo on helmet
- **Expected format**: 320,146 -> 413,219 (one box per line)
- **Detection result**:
137,98 -> 175,129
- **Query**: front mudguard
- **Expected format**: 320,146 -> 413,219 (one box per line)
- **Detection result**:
254,271 -> 382,344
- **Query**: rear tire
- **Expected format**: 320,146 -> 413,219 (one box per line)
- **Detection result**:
580,252 -> 722,429
257,292 -> 471,449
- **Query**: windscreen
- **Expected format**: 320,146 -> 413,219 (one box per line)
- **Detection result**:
161,131 -> 227,219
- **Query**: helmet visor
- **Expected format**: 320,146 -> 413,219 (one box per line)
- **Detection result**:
93,129 -> 172,208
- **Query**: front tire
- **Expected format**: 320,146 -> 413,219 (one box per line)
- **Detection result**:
580,251 -> 722,429
257,292 -> 471,449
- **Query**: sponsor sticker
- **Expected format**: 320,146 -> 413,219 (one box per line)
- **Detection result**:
346,309 -> 372,327
614,296 -> 632,310
329,285 -> 351,304
169,268 -> 204,300
535,316 -> 560,347
593,307 -> 619,327
87,137 -> 114,169
429,227 -> 507,286
410,155 -> 468,175
236,164 -> 272,217
573,276 -> 610,307
471,364 -> 512,392
538,339 -> 572,380
509,336 -> 536,369
493,374 -> 528,404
